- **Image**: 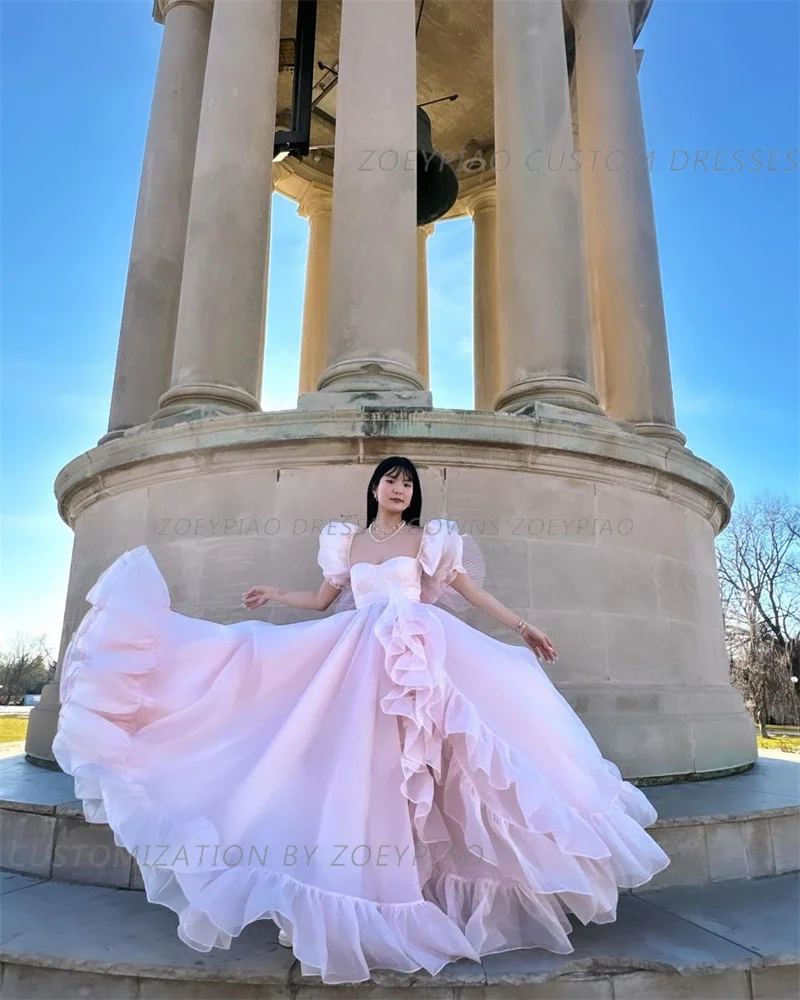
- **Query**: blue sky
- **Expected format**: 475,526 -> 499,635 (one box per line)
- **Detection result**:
1,0 -> 798,652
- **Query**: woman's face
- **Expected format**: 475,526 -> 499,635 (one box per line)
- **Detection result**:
373,467 -> 414,514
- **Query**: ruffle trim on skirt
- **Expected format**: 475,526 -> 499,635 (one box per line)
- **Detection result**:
373,591 -> 670,954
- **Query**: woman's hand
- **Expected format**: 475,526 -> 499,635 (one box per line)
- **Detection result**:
242,585 -> 276,610
520,624 -> 558,663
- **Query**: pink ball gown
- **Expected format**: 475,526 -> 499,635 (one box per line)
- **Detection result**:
52,518 -> 669,985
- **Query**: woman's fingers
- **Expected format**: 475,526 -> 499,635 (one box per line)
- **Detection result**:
528,635 -> 557,663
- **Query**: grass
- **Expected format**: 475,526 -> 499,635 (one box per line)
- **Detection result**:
757,733 -> 800,753
0,715 -> 29,744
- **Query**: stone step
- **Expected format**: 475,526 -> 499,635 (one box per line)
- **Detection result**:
2,755 -> 799,895
643,755 -> 800,888
1,870 -> 797,999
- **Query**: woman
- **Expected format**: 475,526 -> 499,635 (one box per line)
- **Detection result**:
53,455 -> 668,985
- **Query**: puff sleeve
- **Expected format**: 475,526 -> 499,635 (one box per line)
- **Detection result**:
418,518 -> 468,606
317,521 -> 356,590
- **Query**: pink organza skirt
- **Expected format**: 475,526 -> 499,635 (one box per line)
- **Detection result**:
53,547 -> 668,984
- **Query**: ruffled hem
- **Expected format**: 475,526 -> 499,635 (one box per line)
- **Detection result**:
138,864 -> 482,984
373,591 -> 670,951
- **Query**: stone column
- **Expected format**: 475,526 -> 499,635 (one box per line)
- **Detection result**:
574,0 -> 685,444
417,223 -> 434,389
297,186 -> 333,395
302,0 -> 430,410
101,0 -> 212,442
157,0 -> 281,418
465,188 -> 502,411
493,0 -> 600,414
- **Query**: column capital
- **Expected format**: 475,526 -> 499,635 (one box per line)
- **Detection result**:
297,183 -> 333,220
461,186 -> 497,217
154,0 -> 213,25
418,222 -> 435,238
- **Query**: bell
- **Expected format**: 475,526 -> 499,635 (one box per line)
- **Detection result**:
416,106 -> 459,226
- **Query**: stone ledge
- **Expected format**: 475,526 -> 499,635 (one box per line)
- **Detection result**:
0,873 -> 797,998
54,407 -> 733,530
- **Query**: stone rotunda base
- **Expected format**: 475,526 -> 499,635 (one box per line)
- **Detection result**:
28,405 -> 754,780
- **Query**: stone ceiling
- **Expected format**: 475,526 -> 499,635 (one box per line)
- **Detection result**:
275,0 -> 652,182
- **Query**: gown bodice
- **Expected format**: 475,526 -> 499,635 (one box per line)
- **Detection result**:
318,519 -> 473,613
349,556 -> 423,609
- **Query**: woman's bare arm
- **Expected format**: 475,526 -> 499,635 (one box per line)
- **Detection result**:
448,572 -> 558,662
242,579 -> 343,613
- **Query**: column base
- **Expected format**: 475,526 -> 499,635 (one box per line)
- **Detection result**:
24,681 -> 61,766
635,421 -> 688,447
317,358 -> 426,394
156,383 -> 261,418
297,388 -> 433,411
96,428 -> 129,446
495,376 -> 602,414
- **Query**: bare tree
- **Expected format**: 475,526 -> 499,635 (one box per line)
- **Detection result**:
0,633 -> 56,706
717,494 -> 800,736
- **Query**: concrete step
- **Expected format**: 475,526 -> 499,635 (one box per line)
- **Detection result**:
1,870 -> 798,999
1,755 -> 799,894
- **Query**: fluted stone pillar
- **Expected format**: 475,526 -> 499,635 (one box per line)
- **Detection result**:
297,186 -> 333,395
493,0 -> 600,414
417,223 -> 434,389
465,189 -> 502,411
157,0 -> 281,418
301,0 -> 430,410
101,0 -> 211,442
574,0 -> 685,444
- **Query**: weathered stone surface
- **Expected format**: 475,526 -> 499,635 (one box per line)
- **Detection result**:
705,821 -> 749,882
0,810 -> 55,878
770,815 -> 800,875
0,873 -> 44,897
750,964 -> 800,999
0,964 -> 138,999
743,818 -> 777,878
613,970 -> 750,998
481,980 -> 614,999
0,880 -> 117,947
0,753 -> 76,811
0,880 -> 294,984
480,894 -> 756,984
52,815 -> 132,888
139,979 -> 291,999
646,824 -> 709,889
636,872 -> 800,966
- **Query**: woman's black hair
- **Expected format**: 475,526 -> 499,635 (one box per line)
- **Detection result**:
366,456 -> 422,527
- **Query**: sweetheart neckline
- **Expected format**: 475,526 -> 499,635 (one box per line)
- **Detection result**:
348,555 -> 420,573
